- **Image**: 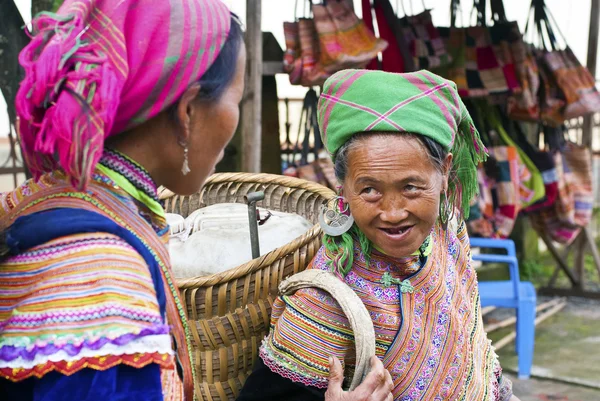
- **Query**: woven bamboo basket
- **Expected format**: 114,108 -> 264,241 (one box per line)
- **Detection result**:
160,173 -> 335,401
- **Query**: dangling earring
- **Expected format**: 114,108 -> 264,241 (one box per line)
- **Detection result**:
181,146 -> 190,176
439,191 -> 451,228
319,196 -> 354,236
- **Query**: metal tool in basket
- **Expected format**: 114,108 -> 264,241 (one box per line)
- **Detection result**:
244,191 -> 265,258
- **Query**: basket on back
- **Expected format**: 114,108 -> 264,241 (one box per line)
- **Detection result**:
160,173 -> 335,401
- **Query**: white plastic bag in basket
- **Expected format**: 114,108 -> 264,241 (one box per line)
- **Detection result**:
167,203 -> 312,279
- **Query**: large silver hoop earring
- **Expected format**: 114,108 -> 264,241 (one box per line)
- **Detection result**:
319,196 -> 354,236
439,192 -> 451,227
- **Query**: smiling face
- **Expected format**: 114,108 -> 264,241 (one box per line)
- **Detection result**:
342,134 -> 451,259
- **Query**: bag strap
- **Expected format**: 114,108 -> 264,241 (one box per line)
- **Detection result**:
298,89 -> 321,165
490,0 -> 507,22
279,269 -> 377,391
529,0 -> 565,51
294,0 -> 312,20
450,0 -> 460,27
472,0 -> 487,27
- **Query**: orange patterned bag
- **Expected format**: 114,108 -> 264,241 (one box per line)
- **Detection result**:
312,0 -> 387,73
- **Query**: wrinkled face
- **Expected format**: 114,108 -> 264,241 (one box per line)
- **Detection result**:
167,45 -> 246,195
343,135 -> 451,259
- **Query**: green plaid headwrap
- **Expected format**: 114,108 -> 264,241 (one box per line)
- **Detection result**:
317,69 -> 487,217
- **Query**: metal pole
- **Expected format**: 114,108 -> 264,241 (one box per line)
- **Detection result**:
245,191 -> 265,259
242,0 -> 263,173
582,0 -> 599,148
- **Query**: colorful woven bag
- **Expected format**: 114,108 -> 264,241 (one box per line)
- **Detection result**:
312,0 -> 387,73
486,5 -> 521,96
562,142 -> 593,227
508,123 -> 558,213
399,10 -> 452,70
538,3 -> 600,119
482,101 -> 546,208
435,2 -> 509,98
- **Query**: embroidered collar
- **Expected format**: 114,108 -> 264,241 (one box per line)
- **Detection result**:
98,149 -> 158,201
370,235 -> 432,290
96,149 -> 165,219
373,234 -> 432,258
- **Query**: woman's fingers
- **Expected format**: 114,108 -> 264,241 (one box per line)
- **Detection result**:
369,376 -> 394,401
325,357 -> 344,399
325,356 -> 393,401
361,356 -> 388,391
366,360 -> 394,401
350,356 -> 392,400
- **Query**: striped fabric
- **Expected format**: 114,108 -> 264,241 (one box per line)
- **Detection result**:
542,47 -> 600,120
532,143 -> 594,244
312,0 -> 386,74
16,0 -> 231,190
467,166 -> 496,238
563,143 -> 594,227
0,150 -> 191,399
506,30 -> 541,121
0,233 -> 174,381
260,222 -> 512,400
283,22 -> 303,84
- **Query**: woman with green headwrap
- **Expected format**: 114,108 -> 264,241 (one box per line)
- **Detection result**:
237,70 -> 518,401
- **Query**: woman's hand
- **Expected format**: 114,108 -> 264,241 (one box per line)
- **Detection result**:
325,356 -> 393,401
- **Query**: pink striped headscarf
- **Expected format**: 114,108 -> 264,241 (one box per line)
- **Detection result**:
16,0 -> 232,189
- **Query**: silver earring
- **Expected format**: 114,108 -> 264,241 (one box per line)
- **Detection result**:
319,196 -> 354,236
181,146 -> 190,176
439,191 -> 453,228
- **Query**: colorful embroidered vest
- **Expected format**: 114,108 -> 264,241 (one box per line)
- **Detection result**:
260,221 -> 512,400
0,150 -> 193,400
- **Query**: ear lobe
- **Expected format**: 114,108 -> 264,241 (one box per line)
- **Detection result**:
176,84 -> 202,143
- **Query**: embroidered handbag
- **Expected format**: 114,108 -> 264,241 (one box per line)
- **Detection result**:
312,0 -> 387,73
399,9 -> 452,70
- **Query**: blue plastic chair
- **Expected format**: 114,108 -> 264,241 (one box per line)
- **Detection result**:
469,237 -> 536,379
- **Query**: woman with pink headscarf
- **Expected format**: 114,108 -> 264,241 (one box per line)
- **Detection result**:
0,1 -> 392,400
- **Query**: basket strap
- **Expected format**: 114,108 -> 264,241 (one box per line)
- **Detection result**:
279,270 -> 376,391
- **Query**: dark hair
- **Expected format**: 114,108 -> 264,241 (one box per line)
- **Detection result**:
333,132 -> 448,183
195,14 -> 244,101
168,14 -> 243,119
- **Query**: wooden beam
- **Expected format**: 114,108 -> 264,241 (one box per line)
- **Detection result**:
583,226 -> 600,280
242,0 -> 263,173
484,298 -> 564,334
481,306 -> 496,316
574,231 -> 587,290
537,230 -> 580,286
582,0 -> 599,148
547,245 -> 571,288
538,287 -> 600,300
494,300 -> 567,351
